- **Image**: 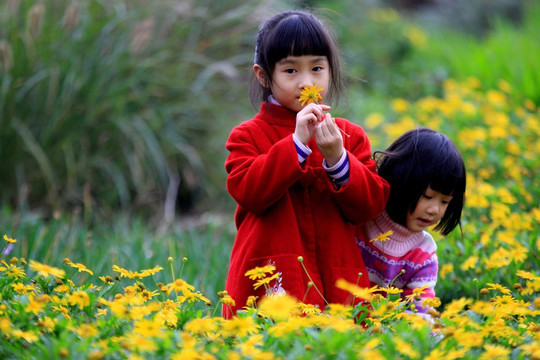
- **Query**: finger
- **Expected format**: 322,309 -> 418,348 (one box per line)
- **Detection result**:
322,114 -> 338,134
318,104 -> 331,111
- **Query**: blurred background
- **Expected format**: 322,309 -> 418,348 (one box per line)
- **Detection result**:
1,0 -> 538,304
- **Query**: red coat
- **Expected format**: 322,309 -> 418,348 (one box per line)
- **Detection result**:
223,103 -> 389,318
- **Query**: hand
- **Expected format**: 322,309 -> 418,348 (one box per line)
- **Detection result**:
315,114 -> 344,167
294,103 -> 331,145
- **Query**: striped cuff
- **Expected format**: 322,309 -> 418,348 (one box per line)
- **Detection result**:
293,134 -> 312,164
324,152 -> 349,185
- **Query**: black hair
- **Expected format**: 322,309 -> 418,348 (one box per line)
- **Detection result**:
375,127 -> 466,236
249,10 -> 344,108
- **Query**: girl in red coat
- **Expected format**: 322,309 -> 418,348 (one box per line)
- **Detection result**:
223,10 -> 390,318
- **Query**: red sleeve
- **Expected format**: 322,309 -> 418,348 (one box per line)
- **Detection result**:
225,125 -> 304,215
328,120 -> 390,224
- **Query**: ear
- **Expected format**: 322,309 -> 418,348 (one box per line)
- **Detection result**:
253,64 -> 270,88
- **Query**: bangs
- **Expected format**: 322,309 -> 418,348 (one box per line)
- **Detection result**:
426,143 -> 466,196
265,15 -> 331,66
429,165 -> 465,196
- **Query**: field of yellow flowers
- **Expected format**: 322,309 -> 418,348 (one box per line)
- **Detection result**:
1,78 -> 539,359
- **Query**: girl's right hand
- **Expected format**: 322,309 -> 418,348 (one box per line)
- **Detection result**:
294,103 -> 331,145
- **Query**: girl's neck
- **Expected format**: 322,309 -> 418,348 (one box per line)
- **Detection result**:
366,211 -> 426,256
268,95 -> 282,106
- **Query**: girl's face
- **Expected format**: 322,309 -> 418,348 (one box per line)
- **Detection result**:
255,55 -> 330,112
406,186 -> 453,233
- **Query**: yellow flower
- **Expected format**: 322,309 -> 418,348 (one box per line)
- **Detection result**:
68,291 -> 90,310
479,344 -> 511,360
404,26 -> 427,48
74,323 -> 99,339
258,294 -> 299,321
517,270 -> 539,281
391,98 -> 409,113
491,295 -> 519,308
377,286 -> 402,295
299,302 -> 321,316
460,255 -> 478,271
12,282 -> 37,294
383,117 -> 417,139
99,276 -> 115,284
335,278 -> 373,301
484,248 -> 512,270
326,318 -> 358,333
245,296 -> 258,308
138,265 -> 163,277
422,297 -> 441,308
253,273 -> 279,290
370,230 -> 393,243
325,303 -> 353,318
268,317 -> 309,337
0,317 -> 11,335
133,318 -> 165,338
299,85 -> 323,106
519,342 -> 540,359
11,329 -> 39,343
64,258 -> 93,275
394,337 -> 420,358
167,278 -> 195,294
237,334 -> 265,358
184,317 -> 219,336
404,285 -> 429,303
244,265 -> 276,280
365,112 -> 384,129
453,328 -> 484,349
3,235 -> 16,243
221,316 -> 260,338
441,298 -> 472,319
112,264 -> 136,279
439,264 -> 454,279
29,260 -> 65,279
221,294 -> 236,307
123,333 -> 158,353
25,298 -> 46,315
0,261 -> 25,279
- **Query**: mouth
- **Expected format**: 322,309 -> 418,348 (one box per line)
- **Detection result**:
417,218 -> 433,227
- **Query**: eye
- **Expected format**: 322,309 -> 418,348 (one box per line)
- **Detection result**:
422,194 -> 432,199
442,196 -> 453,204
312,66 -> 323,72
284,68 -> 296,74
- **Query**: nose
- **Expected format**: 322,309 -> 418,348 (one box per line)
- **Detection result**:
298,73 -> 313,89
426,201 -> 440,216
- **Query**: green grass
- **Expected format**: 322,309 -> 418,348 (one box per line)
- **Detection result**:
1,207 -> 235,305
0,0 -> 262,216
415,4 -> 540,104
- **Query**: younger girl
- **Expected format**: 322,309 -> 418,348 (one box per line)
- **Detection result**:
224,10 -> 390,317
355,127 -> 466,315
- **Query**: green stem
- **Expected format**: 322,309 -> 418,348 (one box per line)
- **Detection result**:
168,257 -> 176,283
180,257 -> 188,279
302,282 -> 313,303
389,269 -> 406,288
351,272 -> 363,306
298,257 -> 328,305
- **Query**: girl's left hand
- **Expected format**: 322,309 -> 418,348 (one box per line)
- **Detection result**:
315,114 -> 344,167
294,103 -> 331,145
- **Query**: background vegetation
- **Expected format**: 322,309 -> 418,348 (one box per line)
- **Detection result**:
0,1 -> 538,357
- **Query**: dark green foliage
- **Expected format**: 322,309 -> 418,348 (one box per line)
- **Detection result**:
0,0 -> 266,218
